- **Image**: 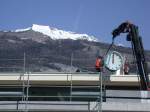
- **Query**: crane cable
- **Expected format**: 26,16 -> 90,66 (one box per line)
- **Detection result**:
103,38 -> 114,58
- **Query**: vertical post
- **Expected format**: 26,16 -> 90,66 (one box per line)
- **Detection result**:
70,74 -> 72,102
88,101 -> 90,112
22,53 -> 25,101
98,71 -> 102,112
70,53 -> 73,102
16,101 -> 19,110
100,71 -> 103,112
25,72 -> 29,112
122,55 -> 125,75
24,52 -> 26,73
22,52 -> 26,111
71,53 -> 73,67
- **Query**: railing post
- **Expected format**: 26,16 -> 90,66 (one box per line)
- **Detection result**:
25,72 -> 30,112
70,74 -> 72,102
23,52 -> 26,73
88,101 -> 90,112
100,71 -> 103,112
98,71 -> 102,112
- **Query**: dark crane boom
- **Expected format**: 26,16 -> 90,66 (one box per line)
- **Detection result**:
112,21 -> 150,90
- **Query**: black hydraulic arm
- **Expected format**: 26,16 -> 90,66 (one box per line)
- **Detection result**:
112,22 -> 149,90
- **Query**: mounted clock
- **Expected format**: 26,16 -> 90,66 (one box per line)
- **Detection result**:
104,51 -> 123,71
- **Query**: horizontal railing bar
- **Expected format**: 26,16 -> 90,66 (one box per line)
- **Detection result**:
0,73 -> 144,77
0,95 -> 100,98
0,92 -> 23,96
0,95 -> 150,100
0,74 -> 142,77
106,96 -> 150,99
0,85 -> 101,88
0,74 -> 99,76
0,102 -> 89,105
71,92 -> 100,96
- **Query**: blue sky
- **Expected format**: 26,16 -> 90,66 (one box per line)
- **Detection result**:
0,0 -> 150,49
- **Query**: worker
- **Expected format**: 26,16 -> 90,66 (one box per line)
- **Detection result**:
95,56 -> 104,72
124,58 -> 130,74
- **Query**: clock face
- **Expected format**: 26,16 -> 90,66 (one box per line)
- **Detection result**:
104,51 -> 123,71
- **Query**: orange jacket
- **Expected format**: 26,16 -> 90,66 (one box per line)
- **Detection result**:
95,58 -> 103,69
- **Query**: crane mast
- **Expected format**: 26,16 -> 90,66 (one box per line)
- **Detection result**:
112,22 -> 150,90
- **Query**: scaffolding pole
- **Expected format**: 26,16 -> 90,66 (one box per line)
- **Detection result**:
98,71 -> 102,112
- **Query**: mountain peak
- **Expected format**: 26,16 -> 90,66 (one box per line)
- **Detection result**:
15,24 -> 99,42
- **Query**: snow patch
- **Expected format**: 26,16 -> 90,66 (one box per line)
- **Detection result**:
31,24 -> 98,41
15,27 -> 31,32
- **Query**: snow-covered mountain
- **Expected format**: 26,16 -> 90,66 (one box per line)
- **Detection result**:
15,24 -> 99,42
1,26 -> 150,73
